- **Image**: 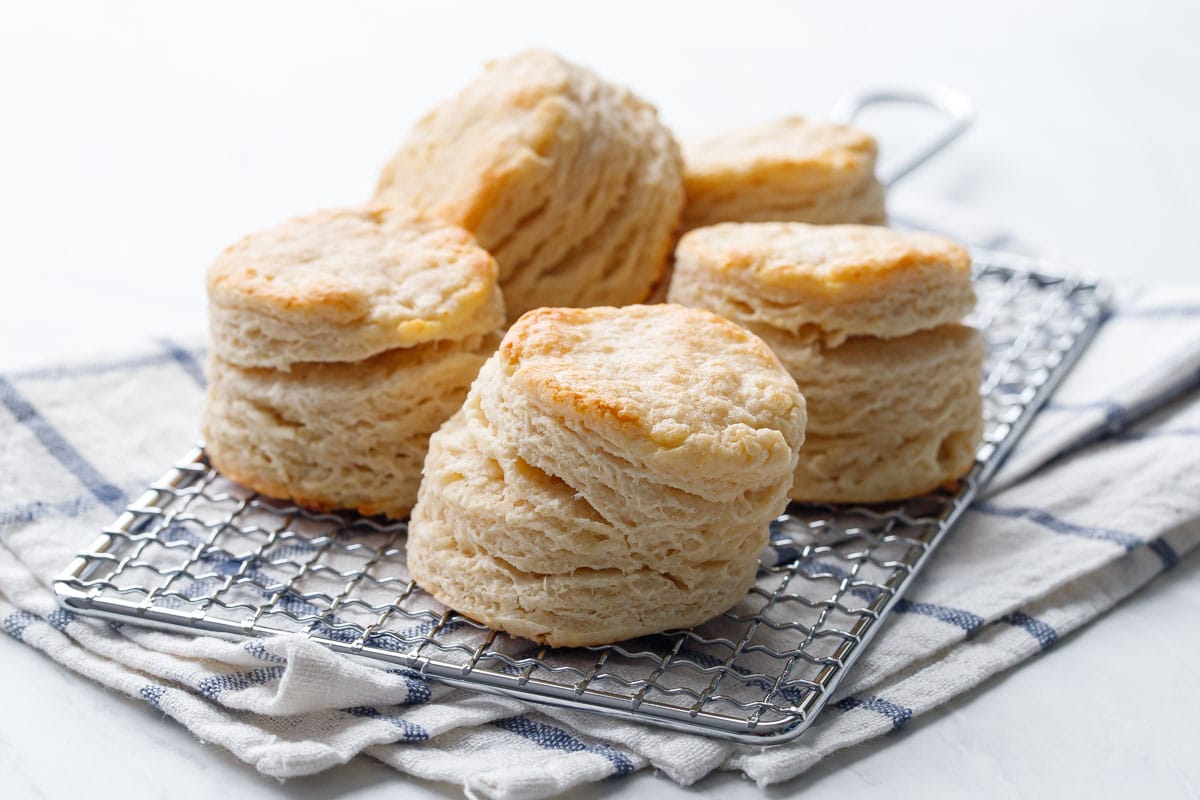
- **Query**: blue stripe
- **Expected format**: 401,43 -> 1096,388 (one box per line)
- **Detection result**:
797,560 -> 988,632
263,540 -> 321,562
362,620 -> 463,654
834,695 -> 913,731
140,684 -> 169,708
0,500 -> 51,528
795,558 -> 897,605
196,666 -> 286,700
159,524 -> 202,545
384,670 -> 433,704
1043,399 -> 1123,421
6,350 -> 191,382
3,610 -> 37,641
792,555 -> 1015,638
795,559 -> 883,602
0,494 -> 100,528
0,377 -> 127,513
158,338 -> 207,389
973,500 -> 1142,552
1040,400 -> 1128,445
998,611 -> 1058,651
893,599 -> 985,633
1041,360 -> 1200,443
157,524 -> 374,646
494,716 -> 635,776
343,706 -> 429,742
158,524 -> 340,622
242,639 -> 287,664
1114,427 -> 1200,442
770,543 -> 803,566
1147,538 -> 1180,570
47,609 -> 76,631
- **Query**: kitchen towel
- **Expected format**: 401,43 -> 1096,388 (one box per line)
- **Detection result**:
2,215 -> 1199,799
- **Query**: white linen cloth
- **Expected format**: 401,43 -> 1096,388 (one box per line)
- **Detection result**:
2,208 -> 1198,798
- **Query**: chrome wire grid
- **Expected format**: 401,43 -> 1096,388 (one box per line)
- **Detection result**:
54,251 -> 1109,743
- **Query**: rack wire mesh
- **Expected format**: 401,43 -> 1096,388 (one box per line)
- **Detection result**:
54,250 -> 1109,744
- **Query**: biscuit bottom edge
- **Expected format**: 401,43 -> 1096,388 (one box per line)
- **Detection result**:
406,521 -> 761,648
788,416 -> 983,504
203,443 -> 419,520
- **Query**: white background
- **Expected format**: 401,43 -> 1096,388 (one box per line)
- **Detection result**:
2,1 -> 1199,797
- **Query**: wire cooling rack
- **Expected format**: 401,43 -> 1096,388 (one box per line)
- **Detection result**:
54,251 -> 1109,744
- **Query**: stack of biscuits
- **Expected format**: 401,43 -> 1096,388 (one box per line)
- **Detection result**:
199,48 -> 987,646
406,304 -> 806,646
681,117 -> 887,232
203,206 -> 504,519
376,49 -> 685,321
669,222 -> 984,503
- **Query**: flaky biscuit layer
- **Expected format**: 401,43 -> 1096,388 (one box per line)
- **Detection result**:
202,333 -> 498,519
671,222 -> 974,344
682,117 -> 886,230
376,50 -> 684,320
208,206 -> 502,369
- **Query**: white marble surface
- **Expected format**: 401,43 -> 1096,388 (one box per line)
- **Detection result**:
2,1 -> 1199,797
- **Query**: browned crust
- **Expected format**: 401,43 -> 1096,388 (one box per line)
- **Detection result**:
497,304 -> 787,430
684,117 -> 879,192
206,205 -> 497,321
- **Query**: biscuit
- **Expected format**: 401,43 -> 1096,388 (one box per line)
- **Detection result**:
208,206 -> 502,370
202,334 -> 499,519
203,205 -> 504,517
759,325 -> 984,502
375,50 -> 684,321
670,222 -> 974,346
681,117 -> 886,231
407,304 -> 806,646
669,222 -> 983,503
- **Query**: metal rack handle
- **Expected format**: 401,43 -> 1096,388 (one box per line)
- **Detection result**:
832,85 -> 976,188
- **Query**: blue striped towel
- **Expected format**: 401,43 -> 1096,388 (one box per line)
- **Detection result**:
2,215 -> 1199,798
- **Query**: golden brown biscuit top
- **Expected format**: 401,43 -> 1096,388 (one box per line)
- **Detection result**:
206,206 -> 500,345
376,50 -> 594,232
498,304 -> 804,452
676,222 -> 970,299
684,117 -> 878,193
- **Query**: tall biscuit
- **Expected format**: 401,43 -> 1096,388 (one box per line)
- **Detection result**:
407,304 -> 806,646
669,222 -> 983,503
682,117 -> 887,231
375,50 -> 684,320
